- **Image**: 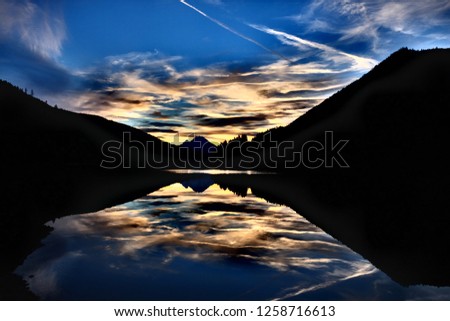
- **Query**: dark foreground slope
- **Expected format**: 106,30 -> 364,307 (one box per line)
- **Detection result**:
0,80 -> 170,168
255,48 -> 450,286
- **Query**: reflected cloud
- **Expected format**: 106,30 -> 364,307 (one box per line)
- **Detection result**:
16,181 -> 380,300
273,263 -> 377,300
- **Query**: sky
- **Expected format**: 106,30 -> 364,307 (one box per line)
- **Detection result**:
1,0 -> 450,143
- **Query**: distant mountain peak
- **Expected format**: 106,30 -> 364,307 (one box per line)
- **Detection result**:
180,135 -> 217,153
182,135 -> 210,143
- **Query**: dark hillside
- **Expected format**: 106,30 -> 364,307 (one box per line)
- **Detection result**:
0,80 -> 170,168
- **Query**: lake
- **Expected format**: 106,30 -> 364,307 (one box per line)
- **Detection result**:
15,174 -> 450,300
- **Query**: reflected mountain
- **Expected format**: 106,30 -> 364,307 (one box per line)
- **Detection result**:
217,182 -> 249,197
181,175 -> 214,193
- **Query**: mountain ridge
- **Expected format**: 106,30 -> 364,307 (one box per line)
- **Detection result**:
254,47 -> 450,144
0,80 -> 170,167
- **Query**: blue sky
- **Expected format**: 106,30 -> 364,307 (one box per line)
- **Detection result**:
1,0 -> 450,142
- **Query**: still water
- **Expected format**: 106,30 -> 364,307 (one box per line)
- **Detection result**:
16,176 -> 450,300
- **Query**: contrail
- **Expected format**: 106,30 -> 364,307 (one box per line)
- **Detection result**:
179,0 -> 292,63
250,24 -> 378,71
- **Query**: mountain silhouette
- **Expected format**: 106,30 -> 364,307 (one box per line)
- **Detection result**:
252,48 -> 450,179
250,48 -> 450,285
0,80 -> 170,168
254,48 -> 450,145
181,136 -> 217,154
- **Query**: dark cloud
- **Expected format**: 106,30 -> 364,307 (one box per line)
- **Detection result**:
149,121 -> 180,127
93,90 -> 149,105
150,111 -> 170,119
191,94 -> 224,106
270,99 -> 319,109
259,87 -> 341,99
191,114 -> 268,127
81,76 -> 122,93
139,128 -> 179,134
132,111 -> 183,129
138,120 -> 181,128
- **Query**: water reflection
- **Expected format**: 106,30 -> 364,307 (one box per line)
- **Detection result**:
16,178 -> 450,300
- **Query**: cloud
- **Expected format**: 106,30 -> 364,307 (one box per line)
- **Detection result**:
0,0 -> 65,58
260,87 -> 343,99
105,51 -> 182,74
288,0 -> 450,53
372,1 -> 450,34
202,0 -> 223,5
140,128 -> 180,134
190,114 -> 268,127
146,121 -> 181,128
63,42 -> 373,142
